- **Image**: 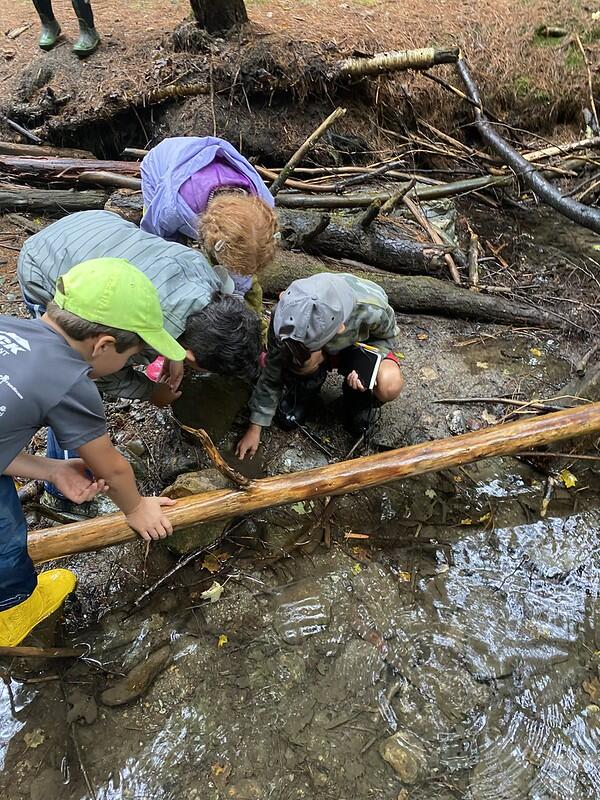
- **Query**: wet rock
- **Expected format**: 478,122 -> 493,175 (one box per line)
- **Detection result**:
163,468 -> 230,498
66,689 -> 97,725
118,445 -> 148,482
29,768 -> 64,800
124,438 -> 146,458
225,779 -> 263,800
100,644 -> 171,707
279,445 -> 329,473
446,409 -> 468,436
163,468 -> 230,555
379,731 -> 428,784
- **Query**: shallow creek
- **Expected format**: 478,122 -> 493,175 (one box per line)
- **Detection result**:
1,457 -> 600,800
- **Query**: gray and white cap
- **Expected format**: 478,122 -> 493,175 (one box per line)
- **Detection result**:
273,274 -> 355,350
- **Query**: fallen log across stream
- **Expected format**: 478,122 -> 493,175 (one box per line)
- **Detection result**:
28,402 -> 600,564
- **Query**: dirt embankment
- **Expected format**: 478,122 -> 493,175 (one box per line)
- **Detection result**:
0,0 -> 598,161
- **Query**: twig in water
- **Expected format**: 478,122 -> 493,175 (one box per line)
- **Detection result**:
0,645 -> 87,659
516,450 -> 600,462
433,396 -> 569,412
129,536 -> 229,612
334,159 -> 405,193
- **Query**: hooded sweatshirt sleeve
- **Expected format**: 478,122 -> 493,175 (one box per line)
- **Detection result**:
248,321 -> 285,427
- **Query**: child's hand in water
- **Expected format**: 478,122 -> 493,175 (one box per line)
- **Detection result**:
236,424 -> 262,460
346,370 -> 366,392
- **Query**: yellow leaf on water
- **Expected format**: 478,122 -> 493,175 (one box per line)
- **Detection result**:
479,512 -> 491,523
351,563 -> 362,575
398,571 -> 412,582
416,333 -> 429,341
530,347 -> 543,358
559,468 -> 578,489
200,581 -> 223,603
460,518 -> 474,525
217,634 -> 228,648
475,361 -> 489,369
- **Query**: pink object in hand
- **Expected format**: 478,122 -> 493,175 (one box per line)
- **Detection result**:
146,356 -> 165,382
258,350 -> 268,370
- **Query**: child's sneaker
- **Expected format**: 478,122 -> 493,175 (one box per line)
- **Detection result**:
0,569 -> 77,647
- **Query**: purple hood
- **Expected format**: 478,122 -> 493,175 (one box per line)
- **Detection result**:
140,136 -> 274,240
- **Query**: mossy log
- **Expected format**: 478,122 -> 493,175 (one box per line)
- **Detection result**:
278,208 -> 451,276
261,250 -> 562,328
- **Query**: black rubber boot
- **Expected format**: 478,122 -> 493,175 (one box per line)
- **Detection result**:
274,366 -> 328,430
32,0 -> 61,50
341,382 -> 382,438
71,0 -> 100,57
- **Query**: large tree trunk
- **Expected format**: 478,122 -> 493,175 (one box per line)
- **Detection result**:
189,0 -> 248,32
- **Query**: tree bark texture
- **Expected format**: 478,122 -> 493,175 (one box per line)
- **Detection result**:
28,402 -> 600,563
277,209 -> 451,276
189,0 -> 248,32
261,251 -> 563,328
0,186 -> 109,212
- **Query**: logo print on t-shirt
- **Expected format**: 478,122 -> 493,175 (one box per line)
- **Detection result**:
0,331 -> 31,357
0,374 -> 23,400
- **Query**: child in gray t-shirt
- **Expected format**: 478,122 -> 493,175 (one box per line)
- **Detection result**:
0,257 -> 185,648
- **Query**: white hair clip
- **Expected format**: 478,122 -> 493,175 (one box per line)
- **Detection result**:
214,239 -> 226,252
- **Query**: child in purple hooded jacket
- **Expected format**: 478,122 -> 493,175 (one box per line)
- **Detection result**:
140,136 -> 278,301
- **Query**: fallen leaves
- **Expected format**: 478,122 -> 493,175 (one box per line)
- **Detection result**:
217,634 -> 228,648
200,581 -> 223,603
559,468 -> 578,489
202,551 -> 232,573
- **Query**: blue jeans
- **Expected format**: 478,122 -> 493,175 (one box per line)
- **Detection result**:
23,294 -> 77,499
0,476 -> 36,611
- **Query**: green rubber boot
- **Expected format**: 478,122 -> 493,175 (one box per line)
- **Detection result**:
71,0 -> 100,57
32,0 -> 62,51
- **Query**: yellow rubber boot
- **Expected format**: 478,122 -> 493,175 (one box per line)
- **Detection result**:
0,569 -> 77,647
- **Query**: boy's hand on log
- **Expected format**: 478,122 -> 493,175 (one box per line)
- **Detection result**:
159,358 -> 185,392
236,424 -> 262,460
125,496 -> 176,541
50,459 -> 108,503
346,370 -> 366,392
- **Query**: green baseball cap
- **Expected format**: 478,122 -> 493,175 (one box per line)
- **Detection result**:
54,258 -> 186,362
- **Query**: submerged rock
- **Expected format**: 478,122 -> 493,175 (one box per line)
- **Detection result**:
163,468 -> 230,555
100,644 -> 171,707
379,730 -> 428,784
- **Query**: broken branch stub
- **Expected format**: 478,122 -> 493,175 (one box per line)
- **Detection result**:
337,47 -> 460,78
28,403 -> 600,564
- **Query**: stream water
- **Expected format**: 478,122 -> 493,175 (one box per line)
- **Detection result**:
1,458 -> 599,800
